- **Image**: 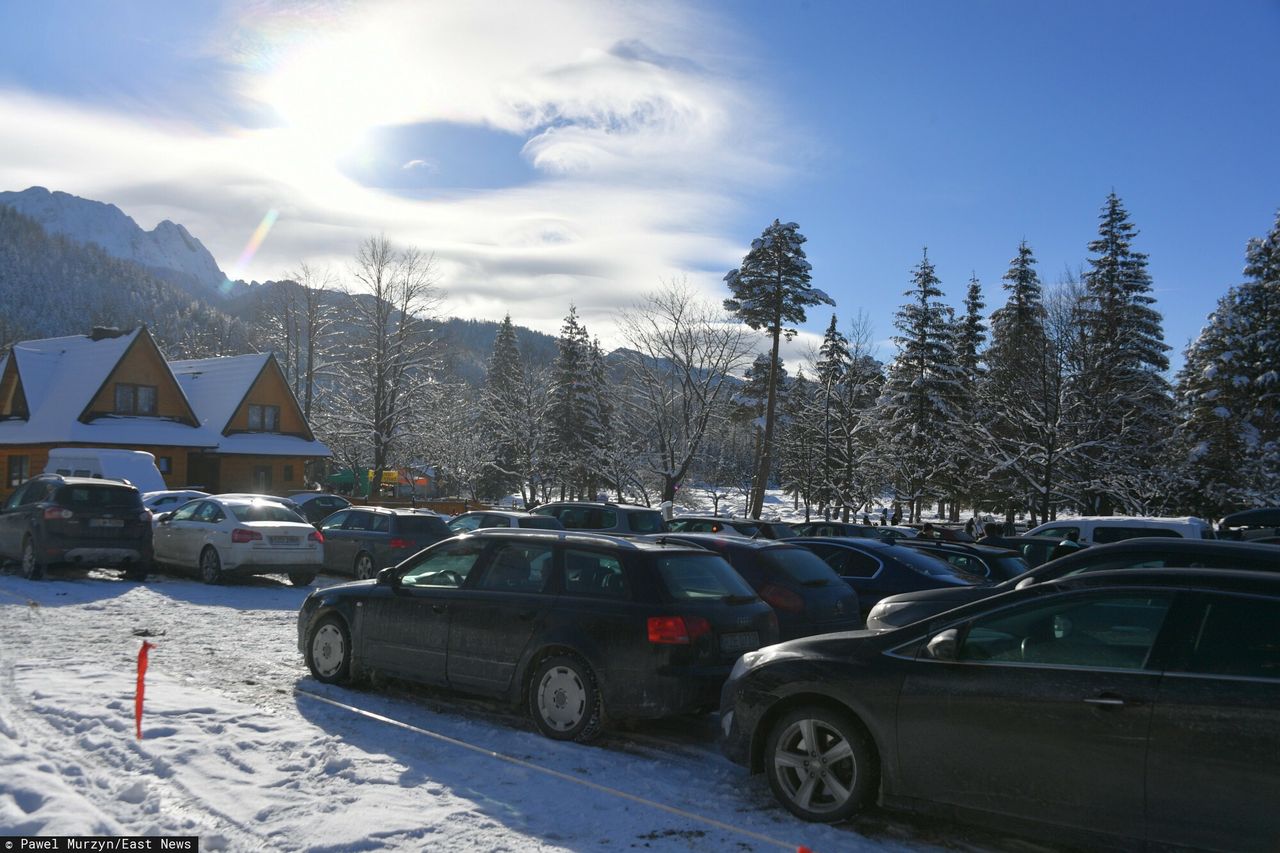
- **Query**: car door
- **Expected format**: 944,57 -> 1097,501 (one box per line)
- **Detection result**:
335,510 -> 376,571
896,589 -> 1172,840
155,500 -> 206,567
803,542 -> 884,614
446,539 -> 557,695
359,539 -> 485,685
1145,591 -> 1280,851
317,510 -> 353,573
0,481 -> 37,558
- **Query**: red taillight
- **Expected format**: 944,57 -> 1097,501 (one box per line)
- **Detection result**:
759,583 -> 805,614
647,615 -> 711,645
309,531 -> 324,544
43,507 -> 73,520
231,528 -> 263,544
388,537 -> 411,549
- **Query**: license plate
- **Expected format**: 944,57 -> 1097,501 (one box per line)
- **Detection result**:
90,518 -> 124,528
270,536 -> 299,546
719,631 -> 760,653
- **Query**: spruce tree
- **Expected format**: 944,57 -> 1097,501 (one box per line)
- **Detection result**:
724,220 -> 834,518
479,314 -> 526,497
814,315 -> 851,516
1066,193 -> 1172,513
877,249 -> 965,521
548,306 -> 601,499
1176,210 -> 1280,514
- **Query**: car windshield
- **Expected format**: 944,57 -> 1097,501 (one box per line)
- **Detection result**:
395,515 -> 448,535
896,547 -> 985,582
230,503 -> 306,523
654,554 -> 756,600
761,547 -> 839,583
55,485 -> 140,509
627,510 -> 666,534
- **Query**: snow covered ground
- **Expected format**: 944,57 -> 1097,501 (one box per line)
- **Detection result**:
0,567 -> 1058,852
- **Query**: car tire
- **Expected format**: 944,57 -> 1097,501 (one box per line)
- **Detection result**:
528,654 -> 603,743
122,561 -> 149,582
306,615 -> 352,684
199,546 -> 223,585
764,705 -> 877,823
354,552 -> 377,580
288,572 -> 316,587
21,535 -> 44,580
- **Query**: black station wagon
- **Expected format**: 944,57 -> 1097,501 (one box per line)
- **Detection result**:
298,529 -> 778,741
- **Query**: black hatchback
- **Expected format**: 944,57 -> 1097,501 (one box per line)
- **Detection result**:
298,529 -> 778,741
655,533 -> 862,639
0,474 -> 151,579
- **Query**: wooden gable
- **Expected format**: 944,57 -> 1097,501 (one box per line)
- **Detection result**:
224,355 -> 314,440
0,353 -> 28,419
80,328 -> 200,426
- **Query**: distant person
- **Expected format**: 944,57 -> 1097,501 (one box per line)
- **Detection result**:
1050,529 -> 1082,561
881,507 -> 889,526
863,512 -> 871,525
978,521 -> 1008,547
891,504 -> 902,526
921,522 -> 936,538
964,517 -> 976,537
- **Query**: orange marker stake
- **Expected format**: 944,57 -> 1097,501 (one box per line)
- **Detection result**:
135,640 -> 154,740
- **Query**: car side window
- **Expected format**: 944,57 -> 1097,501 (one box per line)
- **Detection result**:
1035,525 -> 1079,540
942,553 -> 988,578
563,549 -> 629,599
479,514 -> 509,528
1174,594 -> 1280,680
448,514 -> 483,532
370,514 -> 390,533
5,482 -> 32,509
194,502 -> 224,523
475,543 -> 553,593
320,511 -> 349,531
958,593 -> 1173,670
400,541 -> 484,588
833,548 -> 881,578
1094,526 -> 1180,544
342,512 -> 372,531
171,501 -> 202,521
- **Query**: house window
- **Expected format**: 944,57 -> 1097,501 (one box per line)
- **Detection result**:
114,383 -> 157,415
283,464 -> 294,483
248,404 -> 280,432
7,455 -> 29,488
157,456 -> 172,474
253,466 -> 273,492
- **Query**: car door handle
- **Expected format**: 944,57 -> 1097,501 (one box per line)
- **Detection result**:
431,604 -> 448,614
1083,694 -> 1126,707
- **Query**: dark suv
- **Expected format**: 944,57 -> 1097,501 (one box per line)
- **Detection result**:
298,529 -> 779,741
318,507 -> 451,579
0,474 -> 152,579
532,501 -> 666,536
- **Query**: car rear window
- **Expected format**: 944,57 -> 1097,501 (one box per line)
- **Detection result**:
653,554 -> 756,600
518,516 -> 564,530
395,515 -> 449,535
761,547 -> 840,583
896,547 -> 985,582
55,485 -> 140,509
230,503 -> 306,523
1094,526 -> 1182,544
626,510 -> 665,534
764,522 -> 796,538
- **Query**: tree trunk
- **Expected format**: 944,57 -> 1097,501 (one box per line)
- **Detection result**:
750,331 -> 784,519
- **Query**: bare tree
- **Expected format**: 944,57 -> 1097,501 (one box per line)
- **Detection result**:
330,235 -> 442,500
618,279 -> 755,504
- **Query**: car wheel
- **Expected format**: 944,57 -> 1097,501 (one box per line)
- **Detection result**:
306,615 -> 352,684
288,572 -> 316,587
21,535 -> 44,580
765,705 -> 877,822
122,561 -> 149,582
354,552 -> 377,580
199,547 -> 223,584
528,654 -> 603,742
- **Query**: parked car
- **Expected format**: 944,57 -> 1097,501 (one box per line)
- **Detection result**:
44,447 -> 167,494
319,507 -> 451,579
753,520 -> 798,540
142,489 -> 209,513
0,474 -> 151,580
791,521 -> 906,541
447,510 -> 565,533
895,539 -> 1029,582
298,529 -> 779,741
153,496 -> 323,585
899,522 -> 976,542
288,492 -> 353,526
865,538 -> 1280,631
720,568 -> 1280,851
1025,515 -> 1215,545
655,533 -> 862,639
532,500 -> 666,536
791,537 -> 986,618
215,493 -> 305,515
1218,507 -> 1280,545
996,534 -> 1084,568
667,516 -> 759,537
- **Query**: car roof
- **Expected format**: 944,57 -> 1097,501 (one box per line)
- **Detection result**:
1221,508 -> 1280,528
653,532 -> 798,551
538,500 -> 659,512
1047,566 -> 1280,596
456,510 -> 542,518
34,473 -> 136,489
1051,536 -> 1279,560
342,505 -> 439,516
790,535 -> 898,552
900,540 -> 1019,556
291,492 -> 347,503
466,528 -> 706,554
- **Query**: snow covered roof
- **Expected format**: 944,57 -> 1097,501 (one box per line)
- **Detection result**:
0,331 -> 328,458
170,353 -> 272,433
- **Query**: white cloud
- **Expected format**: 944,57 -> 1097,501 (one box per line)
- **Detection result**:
0,0 -> 791,349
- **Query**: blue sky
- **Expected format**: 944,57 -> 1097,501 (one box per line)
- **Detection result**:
1,0 -> 1276,370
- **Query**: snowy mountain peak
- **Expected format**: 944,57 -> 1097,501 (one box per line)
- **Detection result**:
0,186 -> 229,297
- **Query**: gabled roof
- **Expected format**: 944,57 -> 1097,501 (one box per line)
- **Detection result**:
170,352 -> 273,433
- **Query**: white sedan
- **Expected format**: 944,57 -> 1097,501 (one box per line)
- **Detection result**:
152,496 -> 323,586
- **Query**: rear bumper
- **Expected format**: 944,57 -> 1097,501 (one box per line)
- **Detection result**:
223,561 -> 320,578
50,546 -> 149,566
603,663 -> 732,719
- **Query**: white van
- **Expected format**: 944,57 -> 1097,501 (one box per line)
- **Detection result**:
1026,516 -> 1215,546
44,448 -> 167,494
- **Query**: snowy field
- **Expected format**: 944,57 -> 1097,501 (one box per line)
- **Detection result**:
0,567 -> 1063,853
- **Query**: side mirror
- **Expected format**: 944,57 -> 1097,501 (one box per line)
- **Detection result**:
157,512 -> 173,523
924,628 -> 960,662
376,567 -> 398,586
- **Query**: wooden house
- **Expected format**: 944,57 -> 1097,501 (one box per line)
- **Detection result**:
0,327 -> 329,498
